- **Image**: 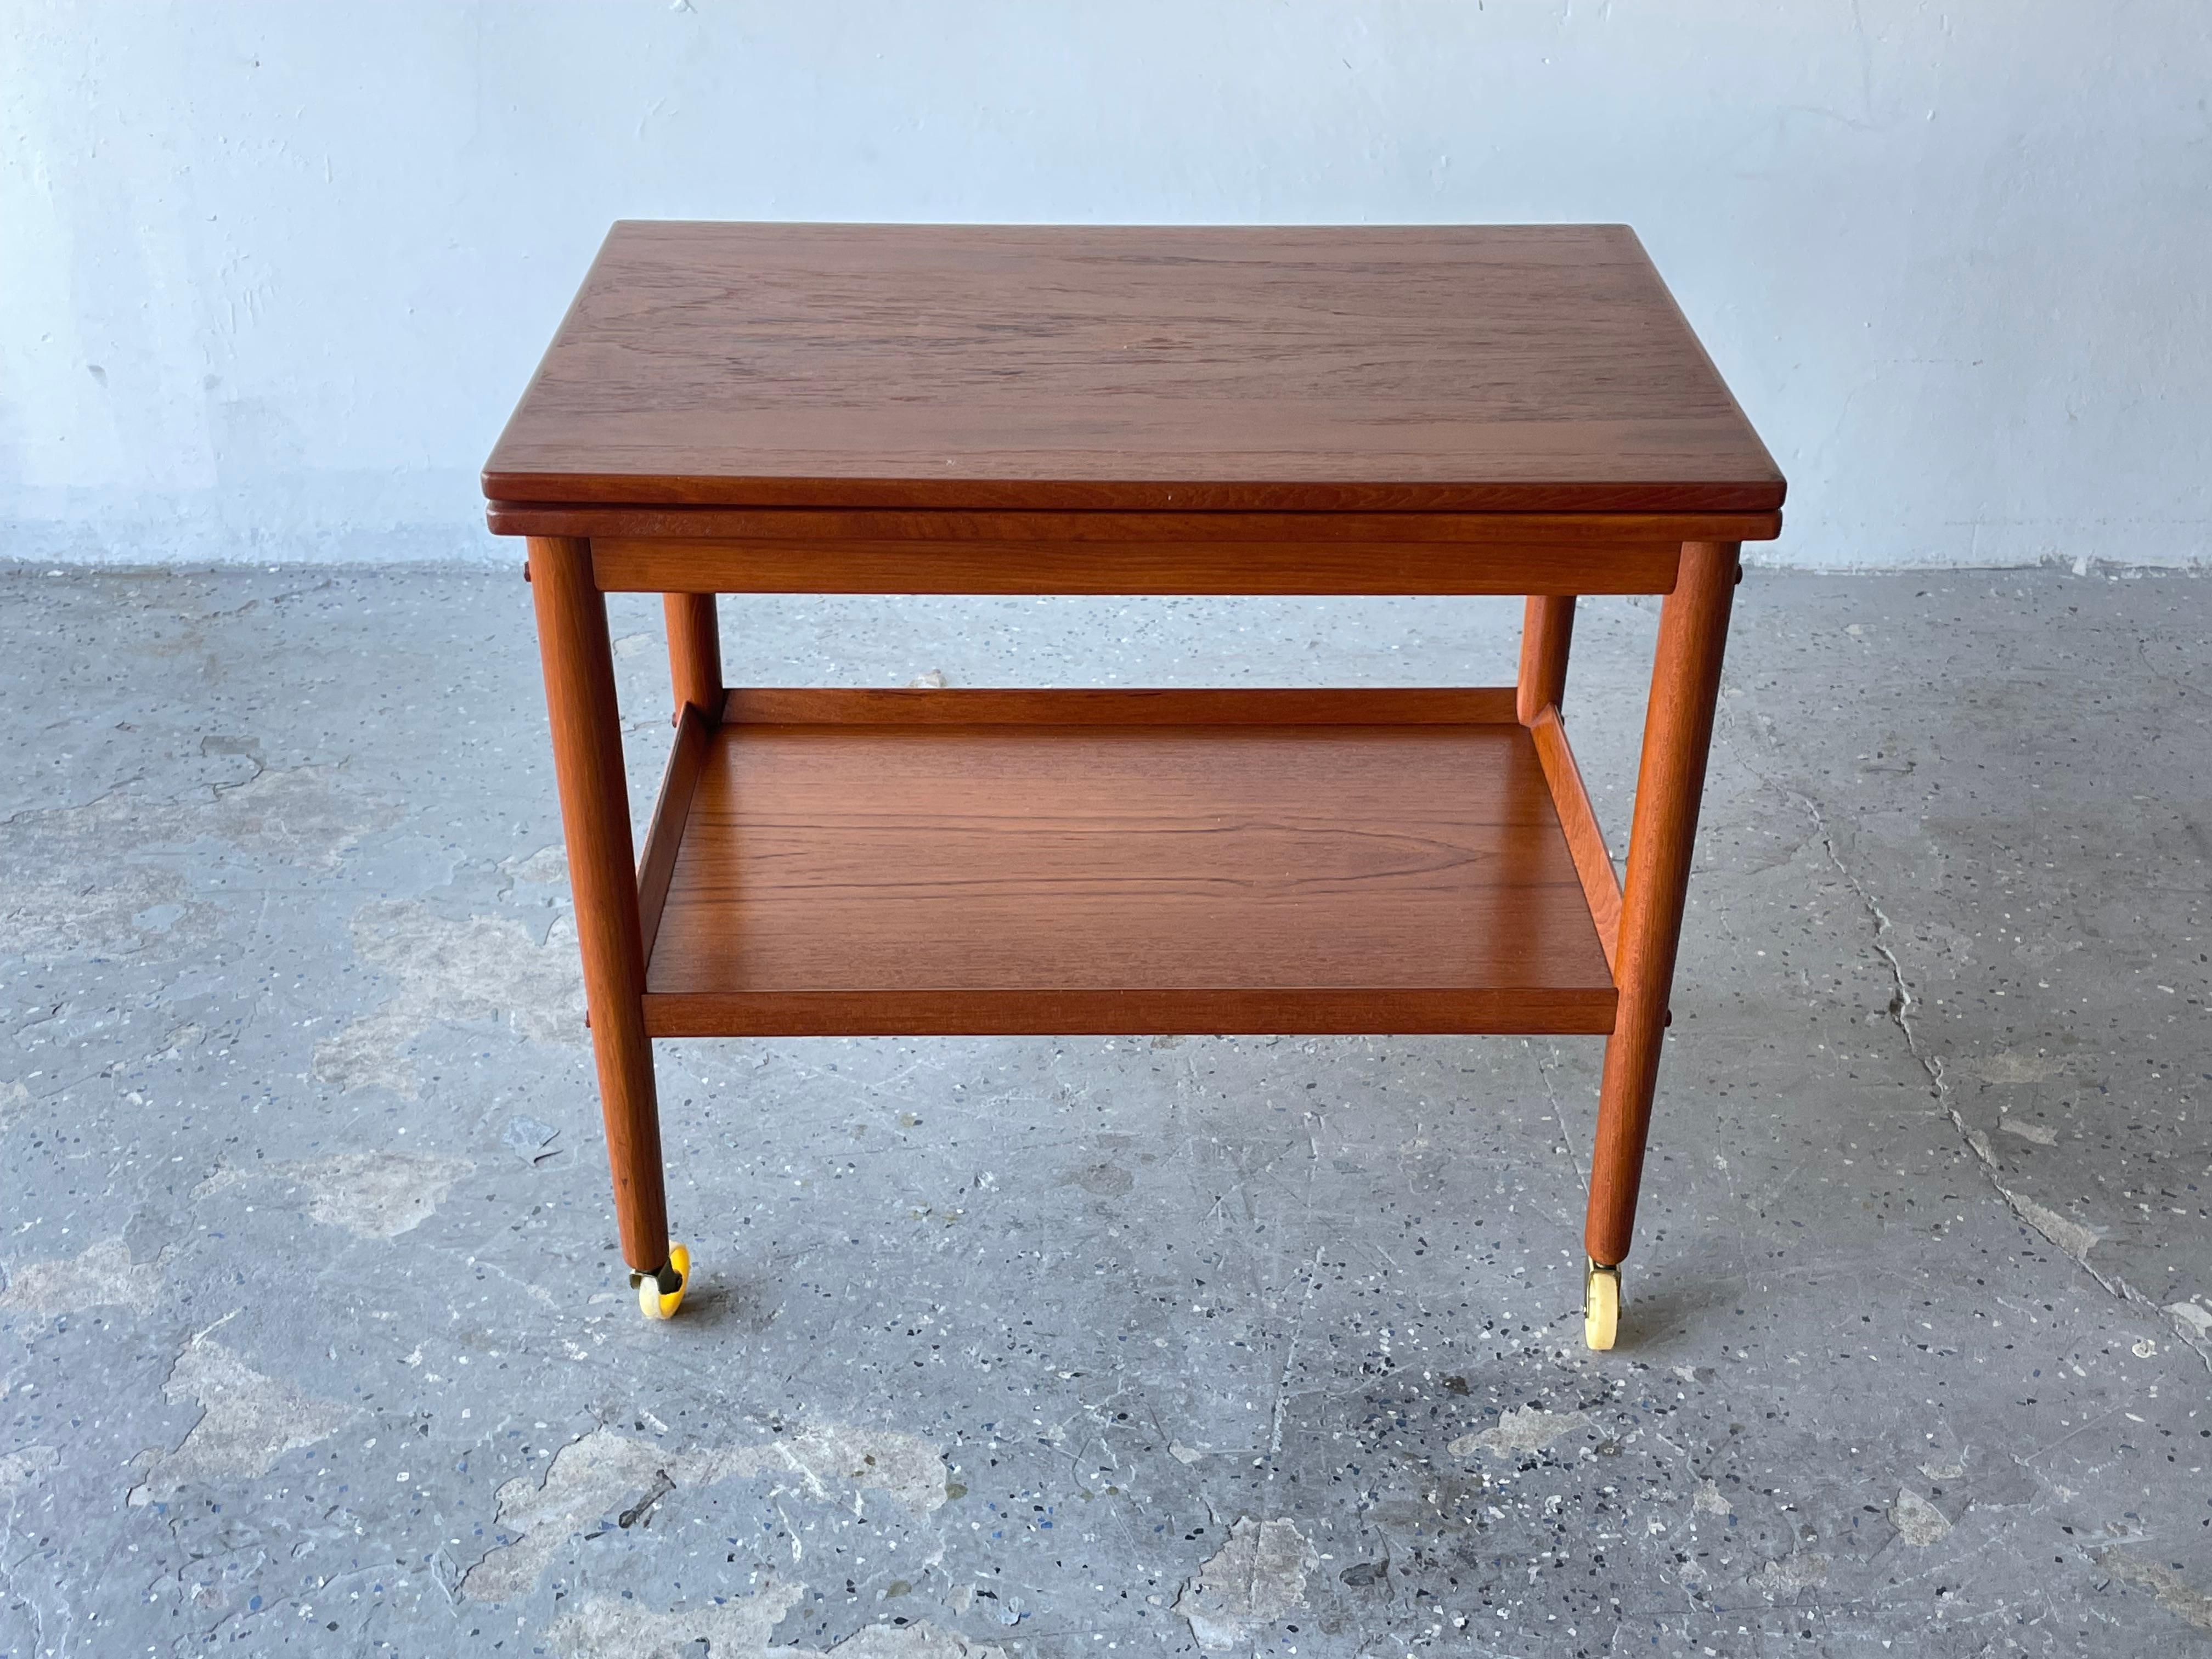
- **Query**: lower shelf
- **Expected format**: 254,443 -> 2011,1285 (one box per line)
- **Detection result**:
635,688 -> 1619,1037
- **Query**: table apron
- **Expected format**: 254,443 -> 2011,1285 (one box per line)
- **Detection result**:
586,534 -> 1692,595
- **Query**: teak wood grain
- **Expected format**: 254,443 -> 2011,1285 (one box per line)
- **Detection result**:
662,593 -> 723,724
1587,541 -> 1739,1265
498,222 -> 1786,1297
1517,595 -> 1578,723
639,702 -> 1617,1038
525,537 -> 668,1271
715,687 -> 1523,726
635,700 -> 713,967
586,535 -> 1684,596
484,222 -> 1784,516
486,504 -> 1782,544
1528,707 -> 1623,975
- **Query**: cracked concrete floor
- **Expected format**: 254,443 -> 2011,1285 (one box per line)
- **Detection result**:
1,564 -> 2208,1658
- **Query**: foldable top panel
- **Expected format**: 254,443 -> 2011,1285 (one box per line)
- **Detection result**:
484,222 -> 1783,515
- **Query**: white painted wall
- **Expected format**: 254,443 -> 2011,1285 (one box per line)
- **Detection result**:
4,2 -> 2207,568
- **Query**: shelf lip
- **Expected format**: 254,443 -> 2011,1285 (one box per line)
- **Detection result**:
635,699 -> 716,967
641,986 -> 1617,1039
719,685 -> 1525,727
1526,706 -> 1624,975
636,689 -> 1620,1037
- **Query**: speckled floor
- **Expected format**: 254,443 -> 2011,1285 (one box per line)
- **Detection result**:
1,565 -> 2207,1658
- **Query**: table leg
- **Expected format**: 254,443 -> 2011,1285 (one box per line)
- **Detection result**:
663,592 -> 724,725
1585,541 -> 1739,1270
1516,595 -> 1577,723
527,537 -> 673,1284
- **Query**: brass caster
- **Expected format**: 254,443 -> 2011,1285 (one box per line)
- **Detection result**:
1583,1259 -> 1621,1351
631,1243 -> 690,1321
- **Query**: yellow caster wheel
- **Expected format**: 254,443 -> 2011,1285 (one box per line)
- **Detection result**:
1583,1259 -> 1621,1351
631,1244 -> 690,1321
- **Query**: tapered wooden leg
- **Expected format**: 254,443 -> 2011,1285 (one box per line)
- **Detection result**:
663,592 -> 724,725
528,536 -> 670,1274
1585,543 -> 1739,1267
1517,595 -> 1577,724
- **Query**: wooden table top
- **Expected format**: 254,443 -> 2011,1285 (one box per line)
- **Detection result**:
484,221 -> 1782,516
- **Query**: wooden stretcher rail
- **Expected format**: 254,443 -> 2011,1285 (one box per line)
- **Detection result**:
634,700 -> 714,966
1527,704 -> 1624,975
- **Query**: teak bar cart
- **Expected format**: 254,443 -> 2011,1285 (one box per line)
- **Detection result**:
483,222 -> 1783,1348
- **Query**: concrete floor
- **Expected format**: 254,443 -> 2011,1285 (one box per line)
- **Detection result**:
1,565 -> 2208,1658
